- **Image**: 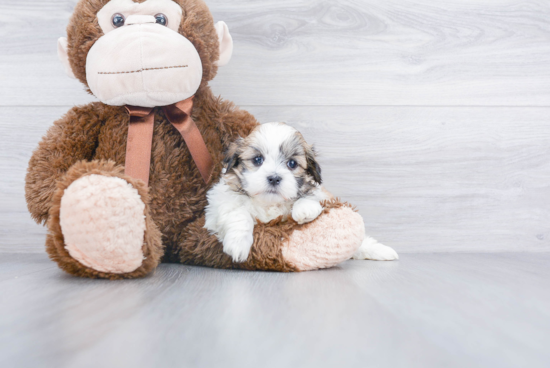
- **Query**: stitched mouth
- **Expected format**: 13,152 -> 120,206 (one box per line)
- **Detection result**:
98,65 -> 188,75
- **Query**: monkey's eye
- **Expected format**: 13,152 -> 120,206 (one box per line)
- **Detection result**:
155,13 -> 168,26
287,159 -> 297,169
253,156 -> 264,166
111,13 -> 125,28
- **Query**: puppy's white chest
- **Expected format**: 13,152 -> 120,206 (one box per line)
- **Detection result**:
252,202 -> 292,223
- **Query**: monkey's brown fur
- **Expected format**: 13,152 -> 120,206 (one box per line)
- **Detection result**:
25,0 -> 354,279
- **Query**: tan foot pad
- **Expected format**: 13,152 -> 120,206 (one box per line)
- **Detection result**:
282,206 -> 365,271
60,174 -> 146,273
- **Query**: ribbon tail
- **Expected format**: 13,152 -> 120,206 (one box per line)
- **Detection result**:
125,106 -> 155,186
123,97 -> 214,187
165,98 -> 214,184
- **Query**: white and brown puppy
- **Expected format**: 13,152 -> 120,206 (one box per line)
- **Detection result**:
204,122 -> 399,263
204,122 -> 326,262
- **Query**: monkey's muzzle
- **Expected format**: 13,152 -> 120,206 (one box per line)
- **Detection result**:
86,19 -> 203,108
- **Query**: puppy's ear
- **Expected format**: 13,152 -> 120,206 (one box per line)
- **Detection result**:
223,137 -> 243,173
305,145 -> 322,185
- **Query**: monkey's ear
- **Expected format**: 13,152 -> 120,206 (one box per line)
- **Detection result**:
305,145 -> 322,185
214,21 -> 233,67
223,138 -> 243,173
57,37 -> 76,79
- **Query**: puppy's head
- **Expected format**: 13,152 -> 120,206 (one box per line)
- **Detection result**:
223,122 -> 322,203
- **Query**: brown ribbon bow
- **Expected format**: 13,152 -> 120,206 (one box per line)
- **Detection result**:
124,96 -> 213,186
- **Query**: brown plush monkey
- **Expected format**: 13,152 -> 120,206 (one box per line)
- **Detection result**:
25,0 -> 369,280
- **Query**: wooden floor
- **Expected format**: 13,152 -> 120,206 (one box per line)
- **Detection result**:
0,252 -> 548,368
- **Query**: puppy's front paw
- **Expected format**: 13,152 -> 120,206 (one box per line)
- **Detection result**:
292,199 -> 323,225
223,231 -> 254,263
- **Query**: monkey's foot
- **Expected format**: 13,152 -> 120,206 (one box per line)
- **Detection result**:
60,174 -> 146,274
46,160 -> 162,279
282,205 -> 365,271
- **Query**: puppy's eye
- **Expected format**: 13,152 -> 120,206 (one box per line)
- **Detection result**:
155,13 -> 168,26
253,155 -> 264,166
287,159 -> 297,169
111,13 -> 125,28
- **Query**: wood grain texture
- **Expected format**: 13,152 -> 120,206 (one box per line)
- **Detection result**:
247,105 -> 550,253
1,0 -> 550,106
1,253 -> 549,368
2,106 -> 550,253
1,1 -> 549,253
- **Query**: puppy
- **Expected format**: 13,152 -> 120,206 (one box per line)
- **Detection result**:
204,122 -> 329,262
204,122 -> 400,263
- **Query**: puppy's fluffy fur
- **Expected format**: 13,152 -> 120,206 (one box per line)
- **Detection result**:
205,122 -> 400,263
205,122 -> 329,262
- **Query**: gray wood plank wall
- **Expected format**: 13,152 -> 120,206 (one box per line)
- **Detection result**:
1,0 -> 549,253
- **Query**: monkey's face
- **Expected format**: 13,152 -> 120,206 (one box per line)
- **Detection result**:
58,0 -> 232,107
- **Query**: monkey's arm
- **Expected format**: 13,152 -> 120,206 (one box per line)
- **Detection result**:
215,99 -> 259,147
25,103 -> 105,225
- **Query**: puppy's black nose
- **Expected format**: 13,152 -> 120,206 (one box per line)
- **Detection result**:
267,175 -> 282,186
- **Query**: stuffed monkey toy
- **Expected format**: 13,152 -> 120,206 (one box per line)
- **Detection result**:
25,0 -> 393,280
